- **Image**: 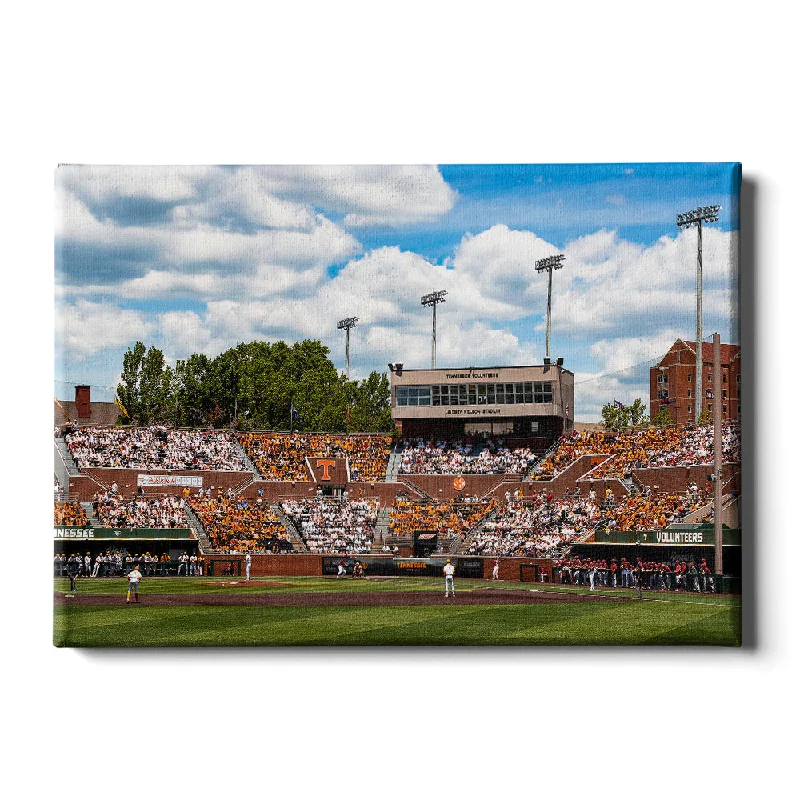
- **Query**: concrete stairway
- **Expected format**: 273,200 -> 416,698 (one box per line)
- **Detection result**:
385,448 -> 400,482
454,507 -> 497,554
230,436 -> 262,478
80,502 -> 101,528
183,503 -> 213,553
372,507 -> 392,550
276,507 -> 309,553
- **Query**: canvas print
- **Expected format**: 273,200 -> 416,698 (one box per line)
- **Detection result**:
54,163 -> 742,646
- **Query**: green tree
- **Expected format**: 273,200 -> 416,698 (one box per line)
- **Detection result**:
628,398 -> 648,428
349,371 -> 393,431
651,407 -> 674,428
698,408 -> 712,425
601,402 -> 631,432
117,342 -> 173,425
173,353 -> 213,427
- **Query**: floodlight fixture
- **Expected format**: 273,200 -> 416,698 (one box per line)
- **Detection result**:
337,316 -> 359,380
535,253 -> 566,361
677,205 -> 722,423
337,316 -> 359,331
535,254 -> 566,273
421,290 -> 447,368
676,205 -> 722,229
421,290 -> 447,307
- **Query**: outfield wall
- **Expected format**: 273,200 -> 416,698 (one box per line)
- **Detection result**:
209,553 -> 555,581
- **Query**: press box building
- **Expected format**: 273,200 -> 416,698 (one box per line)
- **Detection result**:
389,362 -> 574,450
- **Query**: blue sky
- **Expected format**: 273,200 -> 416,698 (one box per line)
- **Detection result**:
55,163 -> 740,421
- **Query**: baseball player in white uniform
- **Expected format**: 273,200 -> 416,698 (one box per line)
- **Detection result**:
245,552 -> 251,581
444,559 -> 456,598
126,566 -> 142,603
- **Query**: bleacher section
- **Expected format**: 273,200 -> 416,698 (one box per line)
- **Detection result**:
238,433 -> 392,482
64,426 -> 247,471
280,497 -> 379,554
189,496 -> 293,553
53,420 -> 741,565
530,422 -> 741,480
54,502 -> 88,527
388,498 -> 497,552
397,438 -> 536,475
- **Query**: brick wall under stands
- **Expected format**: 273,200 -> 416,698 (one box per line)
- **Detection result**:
205,553 -> 553,581
70,468 -> 253,501
400,473 -> 522,501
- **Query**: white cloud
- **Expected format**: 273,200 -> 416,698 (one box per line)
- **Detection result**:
56,300 -> 152,357
259,165 -> 457,227
449,224 -> 557,309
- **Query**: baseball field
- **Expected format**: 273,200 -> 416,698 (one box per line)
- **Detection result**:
53,575 -> 741,647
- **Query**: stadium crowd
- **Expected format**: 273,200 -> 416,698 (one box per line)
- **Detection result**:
54,502 -> 88,527
465,494 -> 600,557
388,498 -> 496,540
64,425 -> 247,471
92,490 -> 188,528
239,433 -> 392,482
462,485 -> 711,557
531,422 -> 741,480
280,497 -> 379,554
189,496 -> 292,553
397,438 -> 536,475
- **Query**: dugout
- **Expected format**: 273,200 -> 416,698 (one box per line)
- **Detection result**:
573,526 -> 742,577
53,527 -> 198,562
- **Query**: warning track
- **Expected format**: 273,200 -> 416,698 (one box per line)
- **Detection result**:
55,589 -> 634,608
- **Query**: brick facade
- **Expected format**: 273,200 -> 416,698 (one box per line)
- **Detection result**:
650,339 -> 740,425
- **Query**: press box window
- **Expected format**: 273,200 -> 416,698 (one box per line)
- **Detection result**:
396,386 -> 431,406
533,382 -> 553,403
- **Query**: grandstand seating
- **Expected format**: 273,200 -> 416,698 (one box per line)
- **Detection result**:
462,487 -> 712,557
238,433 -> 391,481
65,426 -> 247,471
531,422 -> 741,480
280,497 -> 379,554
93,491 -> 188,528
54,502 -> 88,527
189,496 -> 293,553
388,499 -> 496,542
397,438 -> 535,475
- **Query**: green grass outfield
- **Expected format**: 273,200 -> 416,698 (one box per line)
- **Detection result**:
53,576 -> 741,647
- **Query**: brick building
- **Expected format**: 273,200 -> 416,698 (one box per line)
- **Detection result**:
54,385 -> 120,427
650,339 -> 740,425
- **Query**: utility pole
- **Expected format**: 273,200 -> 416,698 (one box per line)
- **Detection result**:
337,317 -> 358,380
535,254 -> 565,361
713,332 -> 723,576
677,205 -> 721,423
421,291 -> 447,368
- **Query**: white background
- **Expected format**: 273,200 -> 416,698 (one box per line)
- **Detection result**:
2,2 -> 795,798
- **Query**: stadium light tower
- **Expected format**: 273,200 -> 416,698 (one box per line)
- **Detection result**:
535,253 -> 565,361
421,290 -> 447,368
677,205 -> 721,423
337,317 -> 358,380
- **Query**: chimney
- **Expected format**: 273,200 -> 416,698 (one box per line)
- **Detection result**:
75,385 -> 91,419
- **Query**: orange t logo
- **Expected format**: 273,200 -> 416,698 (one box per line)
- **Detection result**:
317,459 -> 335,481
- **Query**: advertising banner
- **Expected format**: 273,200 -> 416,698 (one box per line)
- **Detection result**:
136,474 -> 203,487
592,528 -> 741,546
54,527 -> 193,541
321,556 -> 483,577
